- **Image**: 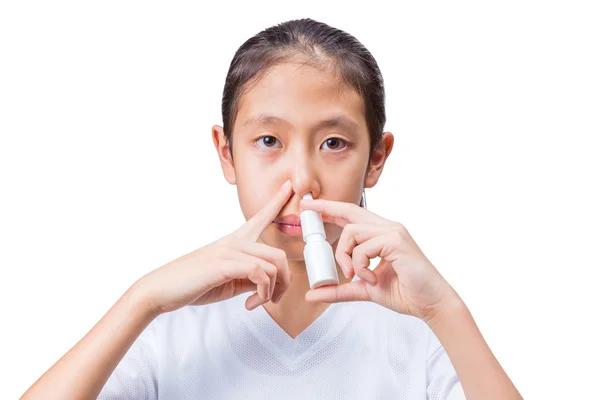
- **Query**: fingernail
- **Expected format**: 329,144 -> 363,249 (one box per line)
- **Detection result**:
281,180 -> 291,191
344,264 -> 352,279
342,267 -> 349,280
247,295 -> 262,310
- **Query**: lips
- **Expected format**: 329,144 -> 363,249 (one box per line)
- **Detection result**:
273,214 -> 303,237
274,214 -> 301,226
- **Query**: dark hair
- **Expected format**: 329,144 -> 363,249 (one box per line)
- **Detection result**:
221,18 -> 386,158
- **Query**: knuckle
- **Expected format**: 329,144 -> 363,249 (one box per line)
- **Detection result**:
250,264 -> 262,275
283,268 -> 292,284
265,263 -> 277,276
390,231 -> 406,248
396,223 -> 408,235
339,229 -> 351,245
280,278 -> 291,289
345,223 -> 358,234
392,230 -> 404,241
276,249 -> 287,263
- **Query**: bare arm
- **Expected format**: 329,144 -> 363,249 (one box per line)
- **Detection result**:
21,183 -> 296,399
21,283 -> 158,400
427,292 -> 523,400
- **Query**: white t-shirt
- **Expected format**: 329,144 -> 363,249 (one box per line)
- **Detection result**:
98,290 -> 466,399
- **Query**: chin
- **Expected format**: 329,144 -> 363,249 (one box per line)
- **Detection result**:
257,227 -> 302,259
268,232 -> 306,260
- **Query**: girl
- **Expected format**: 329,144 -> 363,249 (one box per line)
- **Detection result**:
23,18 -> 521,399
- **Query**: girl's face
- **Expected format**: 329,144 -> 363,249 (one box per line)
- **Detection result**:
213,61 -> 392,260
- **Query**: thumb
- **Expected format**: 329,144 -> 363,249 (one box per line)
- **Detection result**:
305,281 -> 370,303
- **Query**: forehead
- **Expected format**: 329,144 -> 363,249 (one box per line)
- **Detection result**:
234,62 -> 366,133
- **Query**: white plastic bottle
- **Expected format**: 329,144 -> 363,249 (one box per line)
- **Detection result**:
300,193 -> 340,289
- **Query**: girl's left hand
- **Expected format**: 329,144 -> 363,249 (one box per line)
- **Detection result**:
300,198 -> 459,324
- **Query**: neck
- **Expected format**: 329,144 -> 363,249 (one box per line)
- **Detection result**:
262,255 -> 352,339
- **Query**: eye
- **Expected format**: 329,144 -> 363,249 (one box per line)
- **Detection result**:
256,135 -> 282,149
321,137 -> 347,151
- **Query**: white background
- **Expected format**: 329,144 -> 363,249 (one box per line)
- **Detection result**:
1,1 -> 599,398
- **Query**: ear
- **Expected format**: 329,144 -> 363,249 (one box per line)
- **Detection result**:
364,131 -> 394,188
212,125 -> 236,185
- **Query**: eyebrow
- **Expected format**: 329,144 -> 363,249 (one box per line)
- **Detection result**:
242,113 -> 359,133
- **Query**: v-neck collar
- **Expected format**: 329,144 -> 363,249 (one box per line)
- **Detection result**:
238,293 -> 354,369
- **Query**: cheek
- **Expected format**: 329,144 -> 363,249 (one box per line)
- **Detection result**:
237,178 -> 266,220
323,160 -> 367,203
234,159 -> 279,220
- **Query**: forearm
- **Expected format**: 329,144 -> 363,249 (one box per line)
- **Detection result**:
427,291 -> 522,400
21,284 -> 159,400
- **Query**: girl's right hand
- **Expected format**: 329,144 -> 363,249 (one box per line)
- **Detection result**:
136,180 -> 293,315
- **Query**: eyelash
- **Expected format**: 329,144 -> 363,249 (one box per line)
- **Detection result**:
255,136 -> 348,151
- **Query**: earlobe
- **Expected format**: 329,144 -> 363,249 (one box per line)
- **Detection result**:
212,125 -> 236,185
364,131 -> 394,188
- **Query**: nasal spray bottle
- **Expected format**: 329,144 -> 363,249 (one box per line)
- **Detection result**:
300,193 -> 340,289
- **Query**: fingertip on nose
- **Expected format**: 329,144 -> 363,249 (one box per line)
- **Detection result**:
281,180 -> 292,191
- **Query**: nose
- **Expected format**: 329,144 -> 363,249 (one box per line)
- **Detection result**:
289,148 -> 321,200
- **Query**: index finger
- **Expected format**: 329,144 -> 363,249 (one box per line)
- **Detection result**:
235,180 -> 293,240
299,198 -> 387,226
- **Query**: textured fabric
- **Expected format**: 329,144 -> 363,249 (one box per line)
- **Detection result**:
99,291 -> 465,400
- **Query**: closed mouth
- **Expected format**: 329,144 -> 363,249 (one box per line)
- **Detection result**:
273,214 -> 301,226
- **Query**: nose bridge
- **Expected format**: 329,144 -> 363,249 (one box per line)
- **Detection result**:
290,143 -> 318,197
